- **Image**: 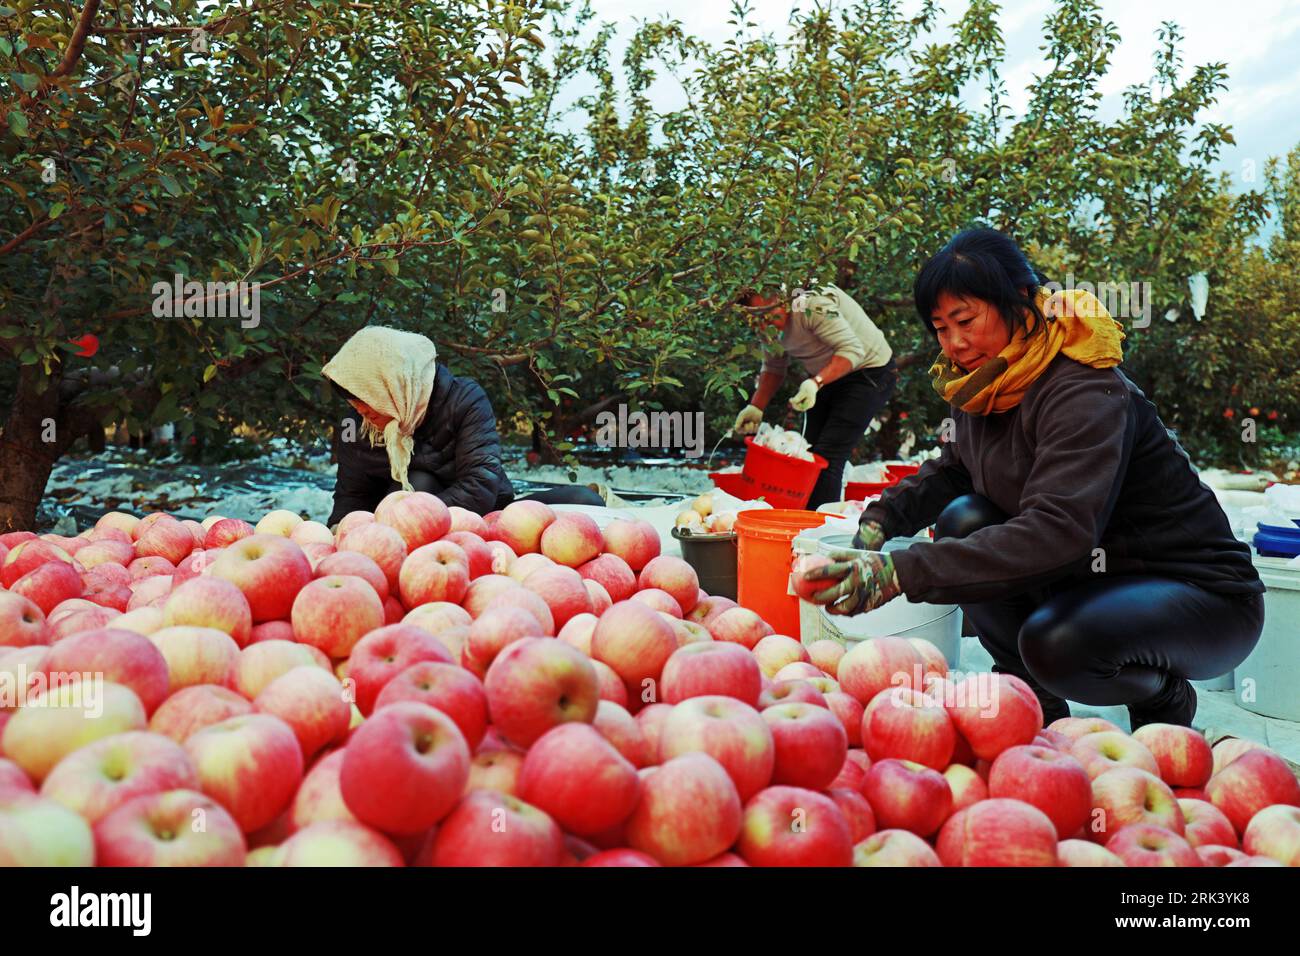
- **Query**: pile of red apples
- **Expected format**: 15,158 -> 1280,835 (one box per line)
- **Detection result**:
2,492 -> 1298,867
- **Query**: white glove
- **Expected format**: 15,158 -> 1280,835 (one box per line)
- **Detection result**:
790,378 -> 819,412
733,404 -> 763,436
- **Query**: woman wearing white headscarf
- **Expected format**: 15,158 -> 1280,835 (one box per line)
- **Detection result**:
321,327 -> 601,529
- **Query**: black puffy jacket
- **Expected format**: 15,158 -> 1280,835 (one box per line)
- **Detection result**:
326,363 -> 516,526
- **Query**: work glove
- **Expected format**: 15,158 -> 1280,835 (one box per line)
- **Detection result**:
733,404 -> 763,436
852,519 -> 886,551
804,550 -> 901,616
790,378 -> 819,412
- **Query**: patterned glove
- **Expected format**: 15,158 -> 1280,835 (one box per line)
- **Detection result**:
852,519 -> 886,551
806,550 -> 901,616
789,378 -> 819,412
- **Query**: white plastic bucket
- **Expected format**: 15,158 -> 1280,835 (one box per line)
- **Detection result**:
792,531 -> 961,667
1233,553 -> 1300,720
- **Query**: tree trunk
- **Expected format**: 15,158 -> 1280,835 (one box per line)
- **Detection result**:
0,363 -> 66,533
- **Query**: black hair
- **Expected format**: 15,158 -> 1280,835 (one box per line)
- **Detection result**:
330,381 -> 359,403
913,228 -> 1052,341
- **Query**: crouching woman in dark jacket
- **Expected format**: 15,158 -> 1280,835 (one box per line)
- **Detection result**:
321,326 -> 600,529
801,229 -> 1265,731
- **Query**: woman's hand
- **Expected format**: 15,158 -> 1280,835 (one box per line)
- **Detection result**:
804,550 -> 901,615
852,519 -> 886,551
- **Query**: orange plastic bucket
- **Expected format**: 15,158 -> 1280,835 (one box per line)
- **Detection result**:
734,508 -> 829,636
740,438 -> 828,509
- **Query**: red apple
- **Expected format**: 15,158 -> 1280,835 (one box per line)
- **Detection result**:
253,666 -> 351,761
347,624 -> 453,715
2,680 -> 147,782
448,507 -> 488,535
183,713 -> 304,833
661,641 -> 762,707
824,691 -> 865,747
852,828 -> 942,867
988,744 -> 1092,838
1132,722 -> 1213,788
1071,731 -> 1160,780
705,606 -> 774,650
687,595 -> 738,626
1196,844 -> 1249,866
149,685 -> 253,743
625,754 -> 742,865
467,748 -> 525,795
426,789 -> 563,866
591,600 -> 678,694
1089,767 -> 1185,844
494,500 -> 556,556
1211,737 -> 1267,777
600,517 -> 660,572
763,702 -> 848,789
11,560 -> 83,616
158,576 -> 253,649
399,540 -> 469,609
149,625 -> 240,692
862,687 -> 955,770
944,672 -> 1042,761
1179,798 -> 1239,848
519,723 -> 641,836
39,730 -> 198,824
38,626 -> 170,716
838,636 -> 925,706
374,490 -> 451,551
208,534 -> 313,623
577,553 -> 637,603
557,612 -> 598,655
464,606 -> 550,678
402,600 -> 472,636
443,531 -> 493,579
337,522 -> 408,594
373,661 -> 488,750
659,695 -> 774,801
592,700 -> 648,767
737,785 -> 854,867
233,639 -> 330,700
635,703 -> 672,765
637,555 -> 700,616
481,586 -> 555,636
632,588 -> 682,617
340,701 -> 470,834
1057,839 -> 1125,866
1105,823 -> 1201,867
1204,748 -> 1300,835
269,820 -> 405,866
203,518 -> 255,550
314,550 -> 389,603
1242,804 -> 1300,866
943,763 -> 988,813
937,797 -> 1059,866
828,787 -> 877,842
92,788 -> 245,866
0,591 -> 50,648
522,564 -> 591,631
862,758 -> 951,837
752,634 -> 811,680
484,637 -> 599,748
540,513 -> 604,568
592,659 -> 628,706
2,539 -> 73,587
1047,716 -> 1124,741
581,848 -> 660,867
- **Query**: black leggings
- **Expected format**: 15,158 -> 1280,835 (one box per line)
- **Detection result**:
938,493 -> 1265,721
803,357 -> 898,510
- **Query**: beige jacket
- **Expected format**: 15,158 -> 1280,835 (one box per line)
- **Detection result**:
759,283 -> 892,379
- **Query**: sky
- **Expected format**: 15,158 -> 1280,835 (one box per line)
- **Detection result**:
543,0 -> 1300,202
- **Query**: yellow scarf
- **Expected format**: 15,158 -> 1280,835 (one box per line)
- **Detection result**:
929,288 -> 1126,415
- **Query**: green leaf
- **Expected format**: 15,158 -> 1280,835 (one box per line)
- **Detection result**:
10,73 -> 37,92
203,364 -> 218,383
48,202 -> 64,219
7,109 -> 27,138
158,173 -> 182,197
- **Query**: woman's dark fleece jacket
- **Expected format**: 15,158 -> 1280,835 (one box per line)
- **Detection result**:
327,364 -> 515,526
862,354 -> 1265,605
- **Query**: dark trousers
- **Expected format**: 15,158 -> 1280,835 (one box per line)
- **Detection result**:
804,357 -> 898,511
937,493 -> 1265,724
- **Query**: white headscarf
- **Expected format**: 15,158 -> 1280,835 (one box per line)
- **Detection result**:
321,326 -> 438,492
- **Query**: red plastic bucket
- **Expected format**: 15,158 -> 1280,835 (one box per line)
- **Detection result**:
739,438 -> 828,510
886,463 -> 922,481
845,479 -> 897,501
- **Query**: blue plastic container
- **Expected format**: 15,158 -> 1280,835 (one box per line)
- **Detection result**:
1253,520 -> 1300,559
